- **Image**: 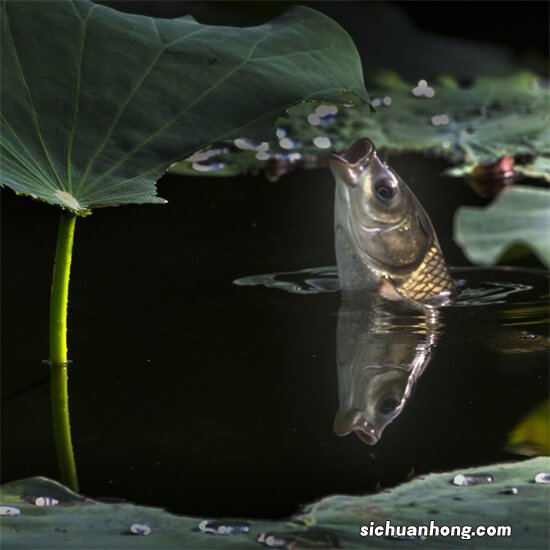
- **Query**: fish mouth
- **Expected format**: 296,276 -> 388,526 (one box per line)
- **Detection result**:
354,429 -> 378,445
330,138 -> 375,187
334,409 -> 380,445
331,138 -> 375,165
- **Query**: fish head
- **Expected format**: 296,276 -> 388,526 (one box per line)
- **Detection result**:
330,138 -> 455,309
334,366 -> 412,445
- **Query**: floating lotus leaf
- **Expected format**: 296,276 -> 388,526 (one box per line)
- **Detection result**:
515,157 -> 550,181
454,186 -> 550,268
1,458 -> 549,548
171,72 -> 550,182
0,0 -> 369,214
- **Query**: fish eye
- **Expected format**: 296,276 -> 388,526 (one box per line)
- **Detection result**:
374,177 -> 397,203
379,395 -> 400,414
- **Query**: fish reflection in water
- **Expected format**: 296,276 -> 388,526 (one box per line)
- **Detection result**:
334,293 -> 441,445
330,137 -> 452,444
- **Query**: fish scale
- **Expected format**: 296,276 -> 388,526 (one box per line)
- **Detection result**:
396,244 -> 455,304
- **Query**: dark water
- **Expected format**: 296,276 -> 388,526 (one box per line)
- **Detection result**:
2,155 -> 548,519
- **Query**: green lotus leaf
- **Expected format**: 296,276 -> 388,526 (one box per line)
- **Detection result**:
298,456 -> 550,548
171,72 -> 550,181
2,458 -> 549,548
515,157 -> 550,182
454,186 -> 550,268
0,0 -> 369,214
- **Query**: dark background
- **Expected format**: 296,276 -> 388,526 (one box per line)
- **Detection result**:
99,1 -> 549,78
99,1 -> 549,54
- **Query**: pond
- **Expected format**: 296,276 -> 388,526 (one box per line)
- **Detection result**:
2,153 -> 548,519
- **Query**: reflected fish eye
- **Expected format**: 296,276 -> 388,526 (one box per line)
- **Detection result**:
374,177 -> 397,203
379,395 -> 400,414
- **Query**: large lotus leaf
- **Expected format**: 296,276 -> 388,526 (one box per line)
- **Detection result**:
298,456 -> 550,548
454,187 -> 550,268
0,0 -> 368,214
171,72 -> 550,181
1,458 -> 549,548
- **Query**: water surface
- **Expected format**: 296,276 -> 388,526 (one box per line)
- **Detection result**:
2,158 -> 548,519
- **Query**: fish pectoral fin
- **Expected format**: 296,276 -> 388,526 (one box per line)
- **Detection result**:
378,277 -> 403,302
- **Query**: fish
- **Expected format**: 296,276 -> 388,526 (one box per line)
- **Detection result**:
334,294 -> 440,445
330,138 -> 455,309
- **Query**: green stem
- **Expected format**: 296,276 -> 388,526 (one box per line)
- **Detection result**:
49,211 -> 79,492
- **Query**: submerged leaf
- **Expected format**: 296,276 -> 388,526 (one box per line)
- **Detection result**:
454,187 -> 550,267
0,0 -> 368,213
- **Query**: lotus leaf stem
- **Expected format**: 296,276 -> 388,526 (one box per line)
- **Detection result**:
49,211 -> 79,491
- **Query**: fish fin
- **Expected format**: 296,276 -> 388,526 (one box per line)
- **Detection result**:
378,277 -> 403,302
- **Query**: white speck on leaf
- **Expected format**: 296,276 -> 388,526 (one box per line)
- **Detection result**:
313,136 -> 331,149
412,79 -> 435,98
315,104 -> 338,116
431,114 -> 450,126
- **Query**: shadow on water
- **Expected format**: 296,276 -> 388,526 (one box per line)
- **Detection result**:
2,159 -> 549,519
